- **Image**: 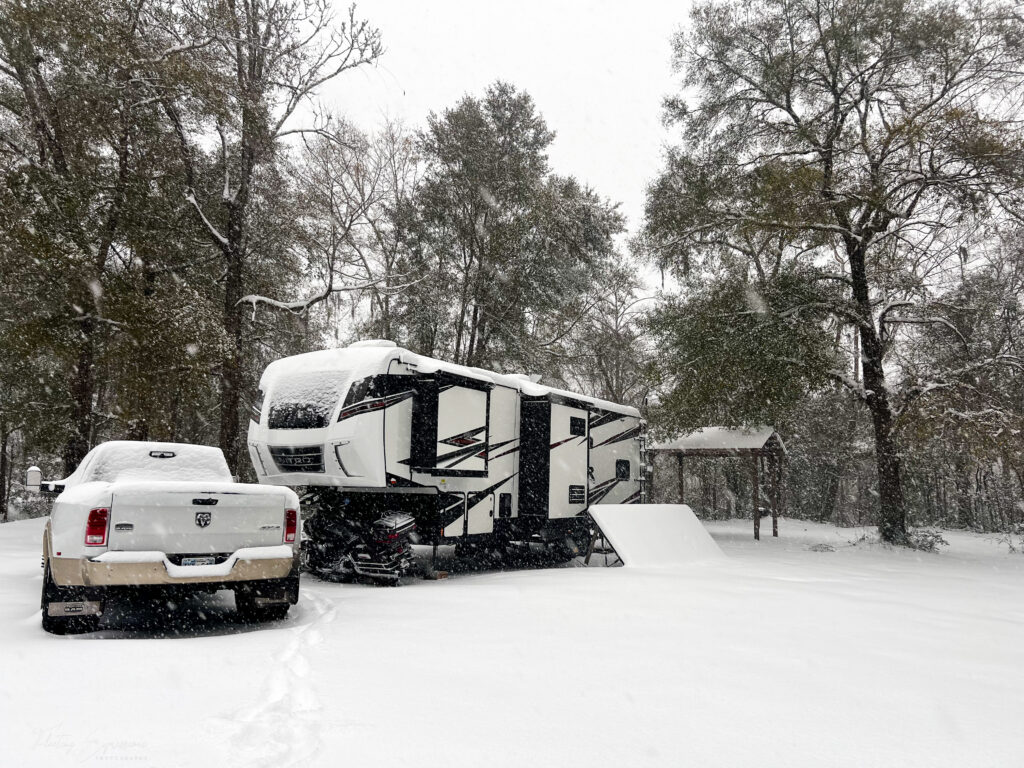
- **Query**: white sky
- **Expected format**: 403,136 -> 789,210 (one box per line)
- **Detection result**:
321,1 -> 691,237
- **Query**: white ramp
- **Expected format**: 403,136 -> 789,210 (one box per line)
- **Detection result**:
588,504 -> 723,567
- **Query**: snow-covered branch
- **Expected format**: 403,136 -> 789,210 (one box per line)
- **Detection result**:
183,190 -> 229,249
239,274 -> 421,319
896,356 -> 1024,417
884,315 -> 969,348
826,368 -> 873,403
134,38 -> 214,66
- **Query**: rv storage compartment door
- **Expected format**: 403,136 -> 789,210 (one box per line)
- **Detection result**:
434,383 -> 489,475
548,403 -> 590,519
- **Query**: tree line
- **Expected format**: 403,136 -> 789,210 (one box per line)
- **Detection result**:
2,0 -> 1022,545
0,1 -> 648,520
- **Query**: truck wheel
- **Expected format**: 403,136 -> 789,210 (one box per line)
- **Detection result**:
235,591 -> 290,623
41,565 -> 101,635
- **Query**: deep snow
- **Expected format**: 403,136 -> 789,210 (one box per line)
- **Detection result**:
2,516 -> 1023,767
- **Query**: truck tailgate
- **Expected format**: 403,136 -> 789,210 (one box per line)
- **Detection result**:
107,488 -> 289,554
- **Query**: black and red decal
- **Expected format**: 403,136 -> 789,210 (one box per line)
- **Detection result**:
336,390 -> 414,423
439,426 -> 486,447
588,477 -> 621,505
591,424 -> 641,449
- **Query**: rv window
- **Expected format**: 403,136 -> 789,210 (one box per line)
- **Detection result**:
344,376 -> 371,406
250,389 -> 265,424
569,416 -> 586,437
616,459 -> 631,481
499,492 -> 512,519
343,375 -> 395,407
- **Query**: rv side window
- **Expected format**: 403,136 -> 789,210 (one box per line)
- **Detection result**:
250,389 -> 265,424
344,376 -> 371,406
569,416 -> 586,437
616,459 -> 631,481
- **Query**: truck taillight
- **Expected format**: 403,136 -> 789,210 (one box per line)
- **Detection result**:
284,509 -> 297,543
85,508 -> 109,546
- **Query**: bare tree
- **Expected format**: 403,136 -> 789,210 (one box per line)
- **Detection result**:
158,0 -> 381,471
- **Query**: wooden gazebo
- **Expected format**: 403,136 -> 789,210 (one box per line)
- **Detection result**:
650,427 -> 786,540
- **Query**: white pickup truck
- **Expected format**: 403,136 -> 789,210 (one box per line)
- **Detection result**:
32,441 -> 301,634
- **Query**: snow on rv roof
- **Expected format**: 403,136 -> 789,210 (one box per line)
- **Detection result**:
262,343 -> 640,416
402,353 -> 639,415
261,344 -> 399,384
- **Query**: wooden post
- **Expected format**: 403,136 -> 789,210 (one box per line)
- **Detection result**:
584,528 -> 599,565
648,449 -> 655,502
752,453 -> 760,541
676,453 -> 685,504
771,452 -> 780,537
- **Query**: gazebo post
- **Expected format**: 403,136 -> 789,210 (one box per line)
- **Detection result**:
676,453 -> 685,504
752,453 -> 760,541
771,451 -> 780,537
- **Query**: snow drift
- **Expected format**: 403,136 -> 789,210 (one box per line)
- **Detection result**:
589,503 -> 723,566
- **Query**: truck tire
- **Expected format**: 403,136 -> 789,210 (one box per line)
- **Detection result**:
40,564 -> 101,635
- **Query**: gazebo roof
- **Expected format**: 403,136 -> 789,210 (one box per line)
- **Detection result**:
651,426 -> 786,456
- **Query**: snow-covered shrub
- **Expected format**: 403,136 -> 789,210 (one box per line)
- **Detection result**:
906,529 -> 949,552
998,523 -> 1024,554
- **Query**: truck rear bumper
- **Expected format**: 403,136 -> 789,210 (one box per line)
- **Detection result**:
51,546 -> 299,587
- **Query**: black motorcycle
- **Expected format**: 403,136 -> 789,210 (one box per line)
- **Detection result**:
303,506 -> 417,585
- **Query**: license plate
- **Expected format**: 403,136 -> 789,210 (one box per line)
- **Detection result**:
181,556 -> 216,566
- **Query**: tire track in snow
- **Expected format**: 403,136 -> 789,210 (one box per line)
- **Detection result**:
219,590 -> 337,767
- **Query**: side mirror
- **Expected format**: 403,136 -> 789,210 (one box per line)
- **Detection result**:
26,466 -> 41,494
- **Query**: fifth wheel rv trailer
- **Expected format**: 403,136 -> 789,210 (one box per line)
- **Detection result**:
247,340 -> 646,581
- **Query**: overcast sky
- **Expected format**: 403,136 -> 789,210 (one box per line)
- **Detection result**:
321,1 -> 691,236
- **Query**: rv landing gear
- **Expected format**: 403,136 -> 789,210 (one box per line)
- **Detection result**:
547,535 -> 583,563
453,539 -> 510,570
534,518 -> 592,565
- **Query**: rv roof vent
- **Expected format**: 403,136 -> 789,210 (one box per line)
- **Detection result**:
508,373 -> 542,384
348,339 -> 398,349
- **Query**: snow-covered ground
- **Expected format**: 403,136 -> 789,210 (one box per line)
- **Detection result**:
3,516 -> 1023,767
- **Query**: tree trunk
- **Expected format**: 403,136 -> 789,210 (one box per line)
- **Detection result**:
0,427 -> 9,523
61,120 -> 128,475
217,82 -> 257,474
849,241 -> 908,544
869,411 -> 908,543
824,464 -> 841,524
219,230 -> 245,474
64,318 -> 96,475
